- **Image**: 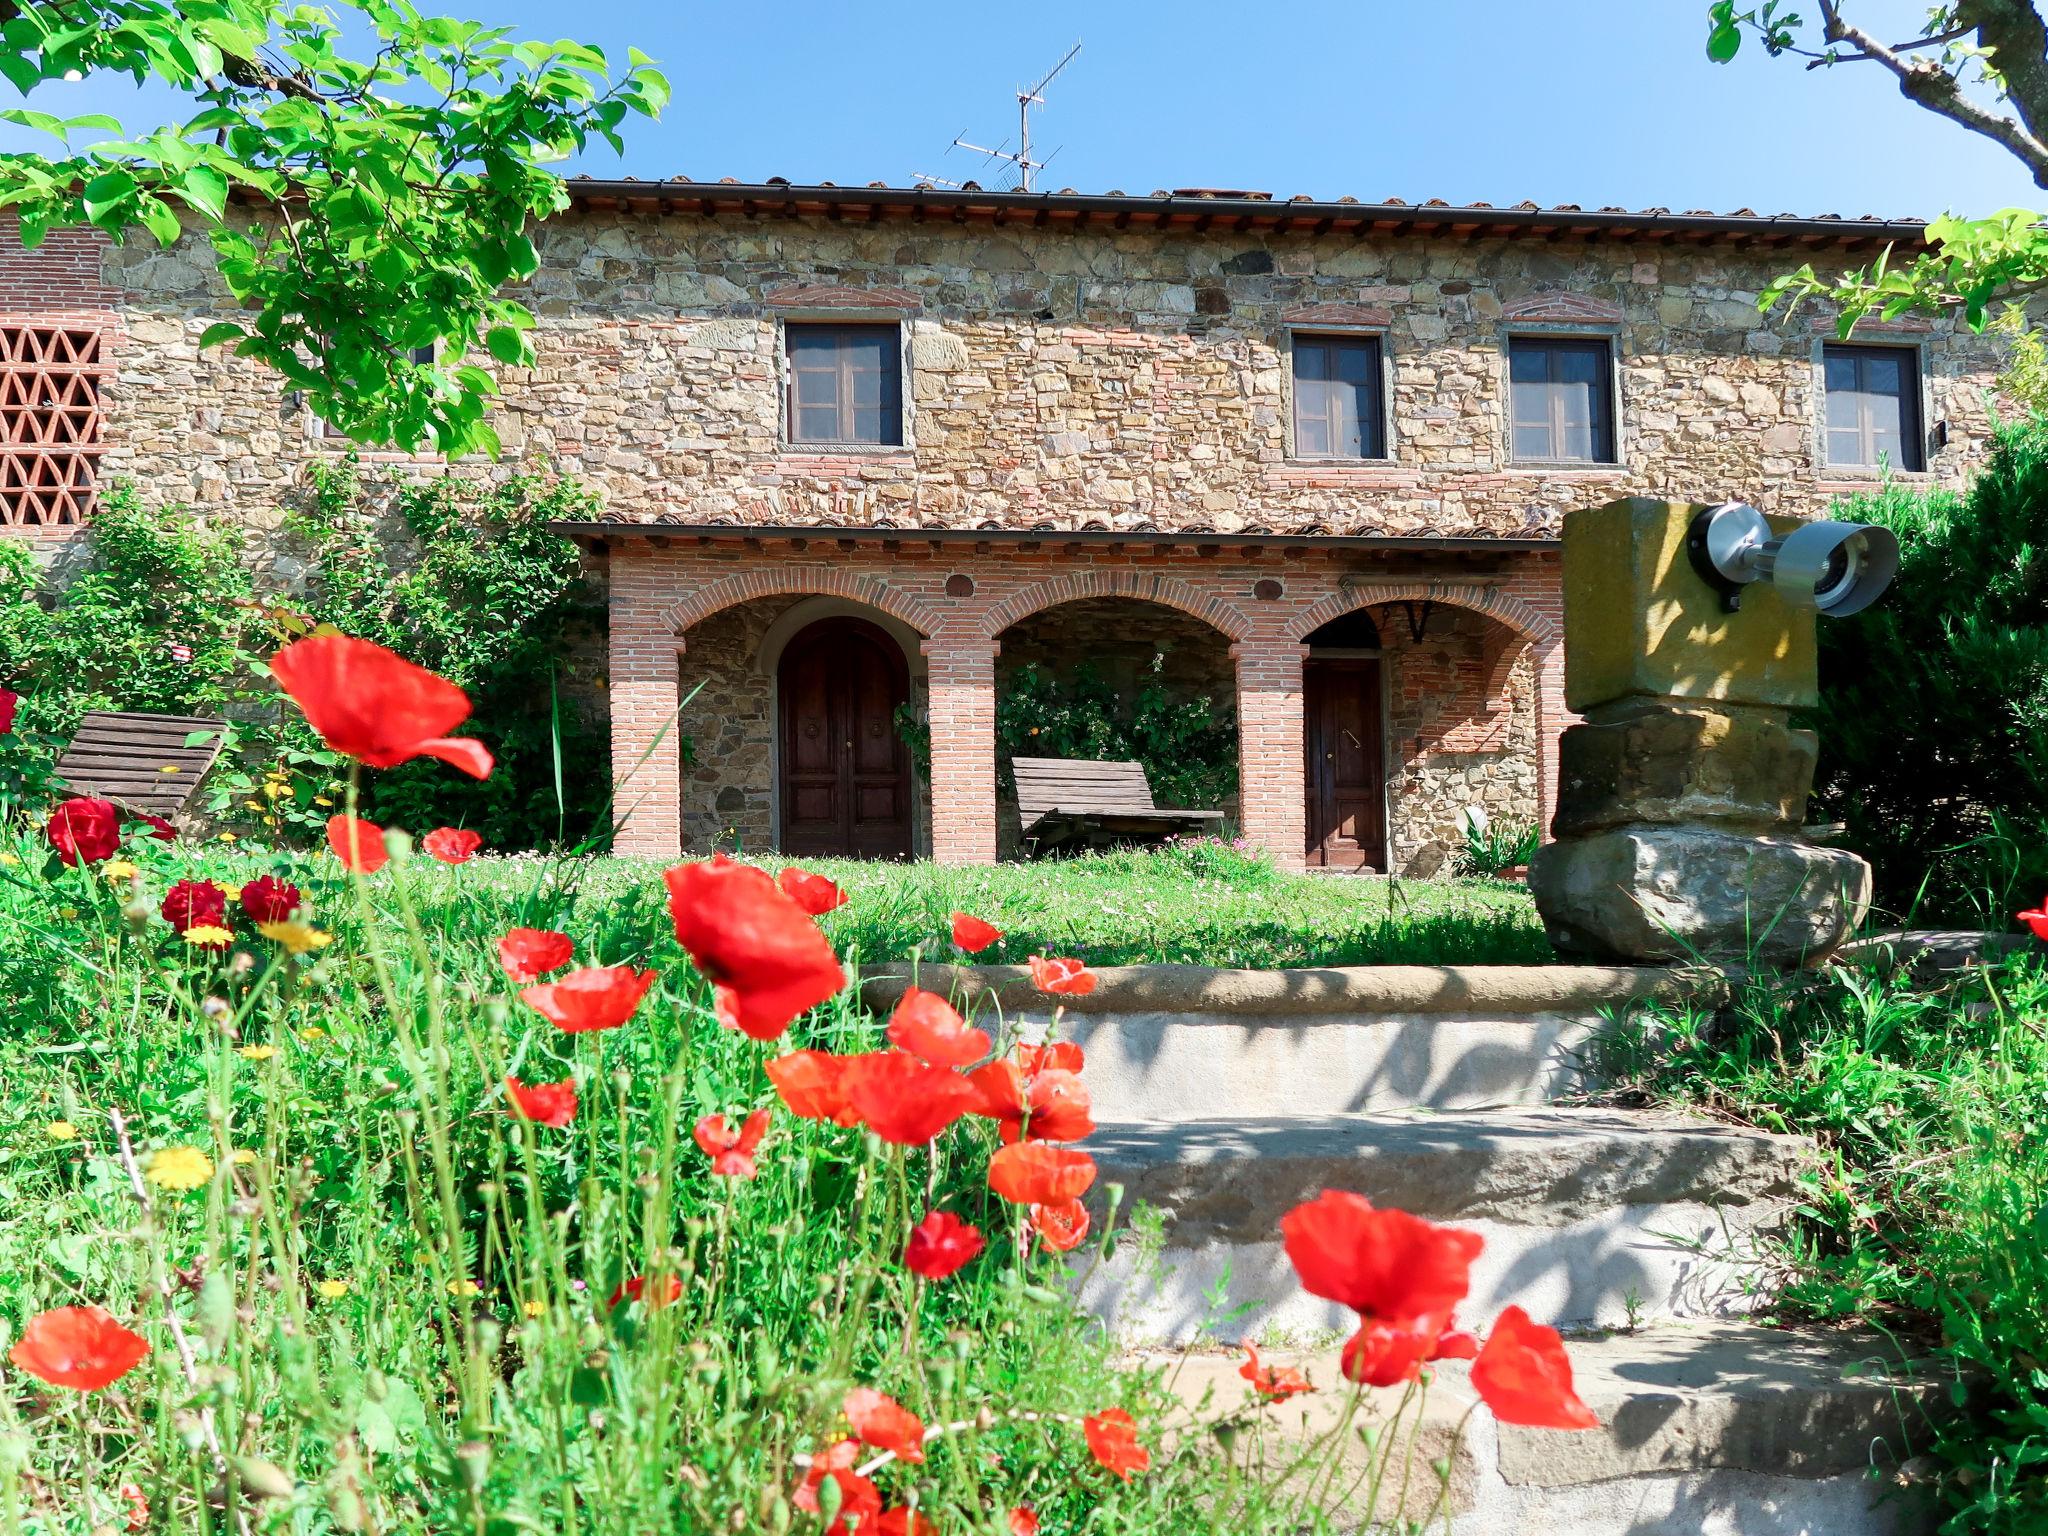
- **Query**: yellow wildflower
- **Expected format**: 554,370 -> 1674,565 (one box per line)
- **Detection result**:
313,796 -> 334,808
217,883 -> 243,903
183,924 -> 234,949
103,860 -> 140,883
46,1120 -> 77,1141
58,906 -> 78,919
298,1026 -> 327,1043
315,1279 -> 350,1300
447,1279 -> 481,1298
229,1149 -> 256,1166
145,1146 -> 214,1191
259,921 -> 333,956
521,1299 -> 546,1318
217,832 -> 238,843
236,1045 -> 277,1061
0,852 -> 19,867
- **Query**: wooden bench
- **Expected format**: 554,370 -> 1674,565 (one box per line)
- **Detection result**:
1011,756 -> 1225,855
52,710 -> 228,822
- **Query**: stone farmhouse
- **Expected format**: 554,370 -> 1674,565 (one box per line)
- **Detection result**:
0,181 -> 2008,870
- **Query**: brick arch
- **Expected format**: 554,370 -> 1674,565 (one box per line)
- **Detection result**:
663,566 -> 941,638
979,570 -> 1252,641
1292,580 -> 1556,649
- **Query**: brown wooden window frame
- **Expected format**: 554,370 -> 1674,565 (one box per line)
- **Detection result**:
0,324 -> 108,530
1821,342 -> 1925,471
782,322 -> 905,448
1507,334 -> 1618,465
1289,331 -> 1388,460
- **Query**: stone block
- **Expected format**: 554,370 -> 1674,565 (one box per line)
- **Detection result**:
1529,826 -> 1871,965
1551,704 -> 1818,835
1561,498 -> 1819,714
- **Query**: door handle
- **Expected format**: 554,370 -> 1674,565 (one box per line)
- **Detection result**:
1343,729 -> 1363,749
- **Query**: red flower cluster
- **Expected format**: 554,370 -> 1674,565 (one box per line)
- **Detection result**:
695,1108 -> 771,1178
777,866 -> 847,914
46,796 -> 121,865
950,911 -> 1001,953
902,1209 -> 983,1280
844,1387 -> 925,1462
240,875 -> 301,924
967,1042 -> 1093,1145
1240,1341 -> 1313,1401
608,1274 -> 683,1310
2020,896 -> 2048,941
506,1076 -> 577,1128
793,1440 -> 878,1536
886,987 -> 992,1068
161,878 -> 228,935
1082,1407 -> 1150,1480
665,857 -> 846,1040
0,686 -> 16,737
1029,954 -> 1096,996
499,928 -> 573,983
270,634 -> 492,779
839,1051 -> 981,1145
423,827 -> 483,865
326,814 -> 388,874
8,1306 -> 149,1391
520,966 -> 657,1034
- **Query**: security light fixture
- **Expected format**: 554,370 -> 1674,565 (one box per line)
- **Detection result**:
1687,501 -> 1899,617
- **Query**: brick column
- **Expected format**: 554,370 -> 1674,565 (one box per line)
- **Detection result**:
925,636 -> 997,865
606,554 -> 682,859
1234,638 -> 1307,871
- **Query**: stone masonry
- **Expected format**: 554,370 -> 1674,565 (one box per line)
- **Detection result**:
0,185 -> 2011,869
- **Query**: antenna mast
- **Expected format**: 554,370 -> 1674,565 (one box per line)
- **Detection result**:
942,40 -> 1081,193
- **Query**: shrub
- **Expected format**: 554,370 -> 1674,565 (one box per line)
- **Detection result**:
1807,419 -> 2048,923
996,659 -> 1238,811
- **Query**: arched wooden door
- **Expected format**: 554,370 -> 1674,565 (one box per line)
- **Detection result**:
777,616 -> 913,860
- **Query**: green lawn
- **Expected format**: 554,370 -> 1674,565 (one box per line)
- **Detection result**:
454,842 -> 1554,970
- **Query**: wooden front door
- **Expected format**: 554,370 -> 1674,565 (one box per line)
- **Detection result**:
1304,658 -> 1386,870
778,617 -> 913,860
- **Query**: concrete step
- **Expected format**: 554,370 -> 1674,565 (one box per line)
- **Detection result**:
1079,1108 -> 1807,1342
1145,1319 -> 1937,1534
866,962 -> 1710,1116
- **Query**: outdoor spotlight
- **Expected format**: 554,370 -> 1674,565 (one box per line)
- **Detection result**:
1686,501 -> 1899,617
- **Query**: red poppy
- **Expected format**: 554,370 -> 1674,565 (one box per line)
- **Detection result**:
135,812 -> 176,843
1279,1191 -> 1482,1325
161,878 -> 228,934
239,875 -> 302,925
1430,1321 -> 1480,1361
1338,1316 -> 1439,1388
886,987 -> 992,1069
950,911 -> 1001,953
968,1060 -> 1094,1144
0,686 -> 16,736
8,1305 -> 149,1390
269,634 -> 493,779
506,1075 -> 577,1128
1007,1511 -> 1039,1536
793,1441 -> 880,1536
777,867 -> 848,915
664,858 -> 846,1041
840,1052 -> 982,1145
498,928 -> 573,982
876,1511 -> 936,1536
1029,955 -> 1097,996
695,1107 -> 771,1178
988,1142 -> 1097,1205
1240,1340 -> 1313,1401
902,1209 -> 984,1280
844,1387 -> 926,1462
1470,1306 -> 1599,1430
765,1050 -> 859,1126
423,827 -> 483,865
325,814 -> 389,874
1030,1198 -> 1091,1252
46,796 -> 120,865
608,1273 -> 684,1309
520,965 -> 657,1034
1082,1407 -> 1150,1480
2020,899 -> 2048,941
1017,1040 -> 1084,1076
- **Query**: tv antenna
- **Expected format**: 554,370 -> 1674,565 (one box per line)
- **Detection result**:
924,41 -> 1081,193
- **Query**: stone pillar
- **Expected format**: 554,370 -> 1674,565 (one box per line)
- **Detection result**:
1529,498 -> 1870,965
925,636 -> 997,865
1534,636 -> 1569,839
606,552 -> 682,859
1233,638 -> 1308,871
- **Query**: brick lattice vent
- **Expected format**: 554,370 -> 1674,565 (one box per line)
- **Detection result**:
0,325 -> 108,528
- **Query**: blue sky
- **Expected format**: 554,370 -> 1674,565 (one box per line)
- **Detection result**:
4,0 -> 2043,218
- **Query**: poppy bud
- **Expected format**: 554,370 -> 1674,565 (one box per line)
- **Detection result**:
383,830 -> 414,863
815,1473 -> 843,1526
455,1441 -> 489,1491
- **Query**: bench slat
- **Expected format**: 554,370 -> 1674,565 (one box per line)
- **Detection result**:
53,709 -> 228,819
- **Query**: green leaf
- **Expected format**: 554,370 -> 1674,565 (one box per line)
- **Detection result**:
197,322 -> 244,349
138,196 -> 183,246
1707,20 -> 1742,62
485,326 -> 525,364
0,52 -> 41,93
178,164 -> 229,221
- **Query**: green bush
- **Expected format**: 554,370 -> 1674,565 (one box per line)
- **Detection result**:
997,659 -> 1238,811
1807,419 -> 2048,923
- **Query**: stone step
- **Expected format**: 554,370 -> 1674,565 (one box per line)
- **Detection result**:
1079,1108 -> 1807,1342
1144,1320 -> 1937,1534
865,962 -> 1711,1116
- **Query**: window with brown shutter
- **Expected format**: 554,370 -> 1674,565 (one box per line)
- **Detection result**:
784,323 -> 903,447
1291,333 -> 1386,458
1508,336 -> 1616,463
0,325 -> 107,528
1823,344 -> 1923,470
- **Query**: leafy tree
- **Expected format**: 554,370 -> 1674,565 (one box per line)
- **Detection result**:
0,0 -> 667,455
1706,2 -> 2048,330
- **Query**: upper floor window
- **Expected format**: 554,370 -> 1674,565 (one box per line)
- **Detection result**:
1291,333 -> 1385,458
1508,336 -> 1616,463
1823,344 -> 1923,470
315,344 -> 437,441
0,325 -> 106,529
785,323 -> 902,447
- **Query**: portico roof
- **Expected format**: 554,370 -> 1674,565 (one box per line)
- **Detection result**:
550,522 -> 1560,556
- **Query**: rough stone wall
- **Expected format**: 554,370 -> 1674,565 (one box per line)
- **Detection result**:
15,208 -> 2001,548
